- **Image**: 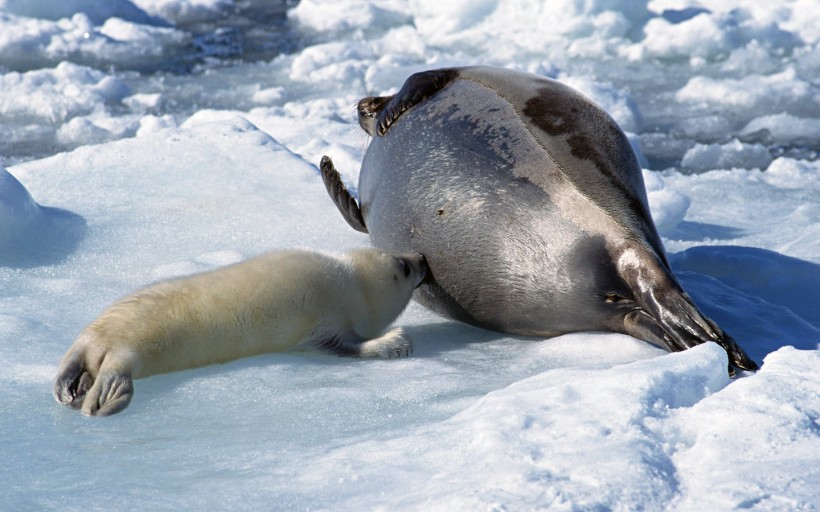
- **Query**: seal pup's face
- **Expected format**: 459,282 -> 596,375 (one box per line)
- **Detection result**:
349,249 -> 427,291
346,249 -> 427,335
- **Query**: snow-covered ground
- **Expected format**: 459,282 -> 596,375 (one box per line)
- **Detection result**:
1,0 -> 818,510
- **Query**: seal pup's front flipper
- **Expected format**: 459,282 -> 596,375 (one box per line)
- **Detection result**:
616,247 -> 759,375
316,327 -> 413,359
320,155 -> 368,233
375,68 -> 459,136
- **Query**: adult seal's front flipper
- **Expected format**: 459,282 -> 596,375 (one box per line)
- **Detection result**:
375,69 -> 459,136
320,156 -> 368,233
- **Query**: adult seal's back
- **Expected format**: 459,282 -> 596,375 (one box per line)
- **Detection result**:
320,66 -> 758,374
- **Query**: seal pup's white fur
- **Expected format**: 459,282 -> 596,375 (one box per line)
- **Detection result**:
53,248 -> 427,416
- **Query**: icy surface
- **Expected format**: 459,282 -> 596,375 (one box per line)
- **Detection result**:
1,0 -> 818,510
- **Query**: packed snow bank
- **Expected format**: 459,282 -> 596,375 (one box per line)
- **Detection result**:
0,0 -> 157,25
663,347 -> 820,511
132,0 -> 231,25
3,0 -> 818,168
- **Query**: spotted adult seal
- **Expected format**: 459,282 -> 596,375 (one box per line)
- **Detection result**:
320,66 -> 758,374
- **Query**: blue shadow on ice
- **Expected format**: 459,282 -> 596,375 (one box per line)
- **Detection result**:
671,246 -> 820,363
667,221 -> 745,242
0,168 -> 87,268
0,205 -> 87,268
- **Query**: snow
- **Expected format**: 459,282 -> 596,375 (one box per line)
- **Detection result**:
1,0 -> 818,510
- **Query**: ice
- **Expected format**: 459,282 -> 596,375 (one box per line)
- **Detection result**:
0,0 -> 157,24
0,12 -> 190,72
638,7 -> 801,62
675,68 -> 813,113
0,168 -> 41,245
662,347 -> 820,511
742,113 -> 820,144
132,0 -> 231,24
289,0 -> 411,33
1,0 -> 818,510
0,167 -> 86,267
681,139 -> 773,172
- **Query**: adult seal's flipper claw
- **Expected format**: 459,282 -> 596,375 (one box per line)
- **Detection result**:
376,69 -> 459,136
721,331 -> 759,373
320,156 -> 368,233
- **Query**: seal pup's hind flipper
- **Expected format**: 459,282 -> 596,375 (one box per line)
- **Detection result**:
320,155 -> 368,233
53,341 -> 135,416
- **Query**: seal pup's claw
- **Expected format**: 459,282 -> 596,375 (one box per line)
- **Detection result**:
53,350 -> 92,409
320,156 -> 368,233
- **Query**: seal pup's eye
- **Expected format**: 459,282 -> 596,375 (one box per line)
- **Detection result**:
396,259 -> 412,279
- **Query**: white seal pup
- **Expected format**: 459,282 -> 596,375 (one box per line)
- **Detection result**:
53,248 -> 427,416
320,66 -> 758,374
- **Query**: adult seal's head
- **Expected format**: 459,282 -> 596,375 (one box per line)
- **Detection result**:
320,66 -> 758,375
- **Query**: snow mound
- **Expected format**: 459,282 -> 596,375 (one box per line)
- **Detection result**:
643,169 -> 690,233
0,167 -> 86,267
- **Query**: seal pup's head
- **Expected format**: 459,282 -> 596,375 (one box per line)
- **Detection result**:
345,249 -> 427,338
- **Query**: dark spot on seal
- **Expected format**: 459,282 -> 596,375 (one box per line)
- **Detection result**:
522,87 -> 654,238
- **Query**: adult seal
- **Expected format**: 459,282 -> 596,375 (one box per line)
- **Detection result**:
320,66 -> 758,374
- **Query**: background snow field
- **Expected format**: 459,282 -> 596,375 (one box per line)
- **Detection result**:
1,0 -> 818,510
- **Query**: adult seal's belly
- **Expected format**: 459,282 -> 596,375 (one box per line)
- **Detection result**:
320,66 -> 758,375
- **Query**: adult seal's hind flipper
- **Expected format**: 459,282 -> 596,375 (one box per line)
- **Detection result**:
320,156 -> 367,233
614,246 -> 759,374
